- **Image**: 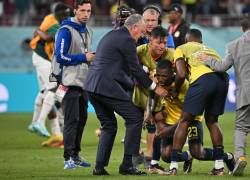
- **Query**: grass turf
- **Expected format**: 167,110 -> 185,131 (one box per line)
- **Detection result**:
0,112 -> 249,179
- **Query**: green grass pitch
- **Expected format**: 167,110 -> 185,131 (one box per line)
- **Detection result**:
0,112 -> 249,179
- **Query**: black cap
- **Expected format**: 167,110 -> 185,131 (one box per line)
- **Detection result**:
164,4 -> 183,14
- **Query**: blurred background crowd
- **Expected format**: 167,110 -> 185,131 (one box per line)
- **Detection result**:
0,0 -> 250,27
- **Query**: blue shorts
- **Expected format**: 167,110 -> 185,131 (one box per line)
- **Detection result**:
161,120 -> 203,147
183,72 -> 228,116
187,120 -> 203,145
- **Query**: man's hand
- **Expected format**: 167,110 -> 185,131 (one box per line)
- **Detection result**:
86,52 -> 95,62
197,53 -> 209,61
168,88 -> 178,100
154,85 -> 168,98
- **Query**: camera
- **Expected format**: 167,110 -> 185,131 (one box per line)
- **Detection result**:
115,5 -> 135,28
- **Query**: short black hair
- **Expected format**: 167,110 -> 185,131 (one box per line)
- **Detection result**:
150,26 -> 168,38
187,28 -> 202,40
74,0 -> 91,9
54,3 -> 70,14
53,3 -> 72,21
241,16 -> 250,32
157,59 -> 173,71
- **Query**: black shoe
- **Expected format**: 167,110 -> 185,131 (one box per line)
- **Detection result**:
183,158 -> 193,174
144,156 -> 152,169
224,152 -> 235,173
93,168 -> 110,175
132,153 -> 144,167
119,165 -> 146,175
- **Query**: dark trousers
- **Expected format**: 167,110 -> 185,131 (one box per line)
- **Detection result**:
62,86 -> 88,160
88,92 -> 144,168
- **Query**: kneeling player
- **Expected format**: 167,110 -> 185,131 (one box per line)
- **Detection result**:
149,60 -> 235,175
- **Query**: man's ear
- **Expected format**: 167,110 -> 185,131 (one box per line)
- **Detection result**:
74,9 -> 77,15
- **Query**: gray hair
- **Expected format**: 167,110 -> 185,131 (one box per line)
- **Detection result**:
124,14 -> 144,28
143,8 -> 160,17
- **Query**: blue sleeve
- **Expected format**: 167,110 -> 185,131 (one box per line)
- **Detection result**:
54,27 -> 87,66
166,34 -> 175,48
137,37 -> 149,46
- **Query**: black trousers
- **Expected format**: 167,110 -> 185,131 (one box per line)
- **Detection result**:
62,86 -> 88,160
88,92 -> 144,168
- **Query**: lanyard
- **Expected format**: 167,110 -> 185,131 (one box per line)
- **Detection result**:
78,31 -> 88,53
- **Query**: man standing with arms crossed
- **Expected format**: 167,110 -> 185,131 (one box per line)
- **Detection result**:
53,0 -> 95,169
198,17 -> 250,176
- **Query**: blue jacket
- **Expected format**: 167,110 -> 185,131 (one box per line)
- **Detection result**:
54,18 -> 87,66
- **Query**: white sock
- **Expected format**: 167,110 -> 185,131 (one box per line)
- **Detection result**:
215,160 -> 224,169
37,91 -> 55,126
151,160 -> 159,165
49,116 -> 61,136
31,92 -> 44,123
170,161 -> 178,170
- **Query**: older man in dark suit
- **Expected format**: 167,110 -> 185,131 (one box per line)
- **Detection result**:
84,14 -> 168,175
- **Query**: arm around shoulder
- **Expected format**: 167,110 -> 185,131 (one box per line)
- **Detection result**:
205,45 -> 234,72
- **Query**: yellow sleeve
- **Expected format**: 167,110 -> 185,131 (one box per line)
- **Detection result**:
136,45 -> 143,57
174,48 -> 184,63
163,49 -> 174,62
39,14 -> 58,32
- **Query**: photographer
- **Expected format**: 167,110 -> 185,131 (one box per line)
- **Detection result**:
113,5 -> 135,29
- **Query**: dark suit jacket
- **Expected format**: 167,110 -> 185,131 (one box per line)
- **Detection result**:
84,27 -> 153,100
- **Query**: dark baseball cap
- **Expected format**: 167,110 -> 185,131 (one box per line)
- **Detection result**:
164,4 -> 183,14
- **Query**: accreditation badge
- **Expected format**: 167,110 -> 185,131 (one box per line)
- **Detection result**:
55,84 -> 69,103
174,31 -> 180,38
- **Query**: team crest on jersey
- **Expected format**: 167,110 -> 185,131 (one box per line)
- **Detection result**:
174,31 -> 180,38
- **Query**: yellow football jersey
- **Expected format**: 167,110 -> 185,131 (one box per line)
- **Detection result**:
174,42 -> 221,84
132,44 -> 174,110
162,80 -> 203,125
30,14 -> 58,60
